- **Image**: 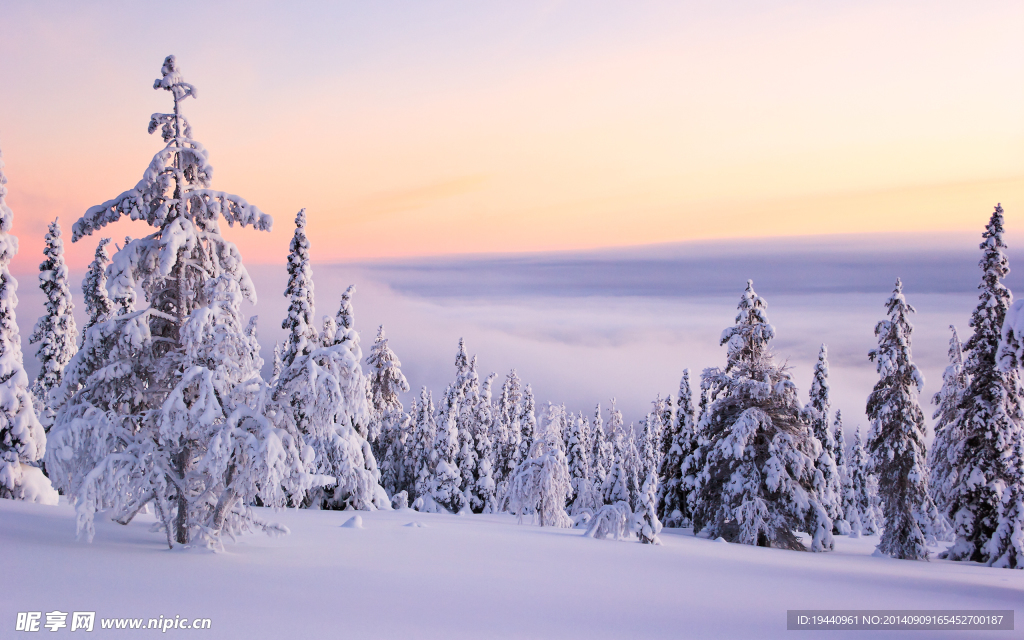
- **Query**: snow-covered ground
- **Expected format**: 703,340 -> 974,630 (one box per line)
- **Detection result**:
3,498 -> 1020,639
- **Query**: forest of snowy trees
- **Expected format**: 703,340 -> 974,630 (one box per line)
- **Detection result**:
0,56 -> 1021,569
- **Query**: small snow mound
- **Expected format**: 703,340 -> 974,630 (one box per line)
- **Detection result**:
404,522 -> 427,528
871,548 -> 885,557
715,537 -> 727,543
18,466 -> 59,505
341,516 -> 364,529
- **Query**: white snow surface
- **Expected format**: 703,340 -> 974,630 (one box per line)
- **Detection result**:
2,498 -> 1020,639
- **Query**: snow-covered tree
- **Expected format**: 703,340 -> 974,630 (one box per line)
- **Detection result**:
0,146 -> 57,505
515,384 -> 537,469
29,218 -> 79,431
636,471 -> 663,544
281,286 -> 386,512
566,410 -> 600,515
409,387 -> 440,511
866,279 -> 943,560
46,57 -> 309,546
691,281 -> 833,551
929,326 -> 968,518
492,369 -> 522,496
807,344 -> 846,534
637,411 -> 659,491
466,372 -> 498,513
590,402 -> 611,490
280,209 -> 317,369
943,206 -> 1024,564
432,381 -> 464,513
79,237 -> 114,344
366,325 -> 411,496
602,426 -> 630,506
658,369 -> 697,527
845,426 -> 878,537
502,420 -> 572,527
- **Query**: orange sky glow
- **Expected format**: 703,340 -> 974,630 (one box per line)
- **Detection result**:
0,1 -> 1021,271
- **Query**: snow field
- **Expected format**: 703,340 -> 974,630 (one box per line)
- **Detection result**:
2,499 -> 1020,639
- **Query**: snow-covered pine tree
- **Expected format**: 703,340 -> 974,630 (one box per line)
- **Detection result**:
590,402 -> 609,490
515,383 -> 537,469
432,380 -> 464,513
845,426 -> 877,536
866,279 -> 943,560
691,280 -> 833,551
455,350 -> 480,507
566,410 -> 597,514
638,411 -> 659,493
466,372 -> 498,513
982,295 -> 1024,568
291,286 -> 386,511
807,344 -> 846,534
622,427 -> 644,510
0,145 -> 57,505
834,411 -> 846,474
409,388 -> 441,511
492,368 -> 522,497
636,471 -> 663,544
502,417 -> 572,527
79,237 -> 114,344
658,369 -> 696,527
942,205 -> 1024,563
280,209 -> 317,370
29,218 -> 79,431
365,325 -> 411,497
46,56 -> 309,546
929,326 -> 968,519
834,410 -> 857,537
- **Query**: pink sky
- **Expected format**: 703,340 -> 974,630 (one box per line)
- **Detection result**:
0,1 -> 1021,271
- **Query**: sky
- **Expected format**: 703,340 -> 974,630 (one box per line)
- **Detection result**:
0,0 -> 1021,271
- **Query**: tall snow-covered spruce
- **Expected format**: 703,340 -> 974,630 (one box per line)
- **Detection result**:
865,279 -> 942,560
943,205 -> 1024,566
0,145 -> 57,505
45,56 -> 310,548
657,369 -> 697,527
79,237 -> 114,342
366,325 -> 411,499
280,208 -> 317,369
691,281 -> 834,551
807,344 -> 846,534
29,218 -> 78,430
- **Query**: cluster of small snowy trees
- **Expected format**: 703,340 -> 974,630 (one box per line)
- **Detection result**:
1,56 -> 1020,566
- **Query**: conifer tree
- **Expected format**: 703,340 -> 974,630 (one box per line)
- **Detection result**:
846,426 -> 878,536
46,57 -> 308,545
79,237 -> 114,344
366,325 -> 411,497
866,279 -> 942,559
658,369 -> 697,527
281,209 -> 317,369
29,218 -> 79,431
807,344 -> 845,533
492,368 -> 522,495
502,420 -> 572,527
691,281 -> 833,551
410,388 -> 439,510
929,326 -> 967,518
590,402 -> 609,490
0,146 -> 57,504
602,426 -> 629,506
515,384 -> 537,468
432,382 -> 463,513
467,372 -> 498,513
565,410 -> 591,511
943,205 -> 1024,564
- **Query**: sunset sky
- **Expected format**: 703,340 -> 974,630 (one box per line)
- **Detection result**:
0,0 -> 1021,270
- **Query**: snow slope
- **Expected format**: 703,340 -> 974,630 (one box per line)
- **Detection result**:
1,498 -> 1020,639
